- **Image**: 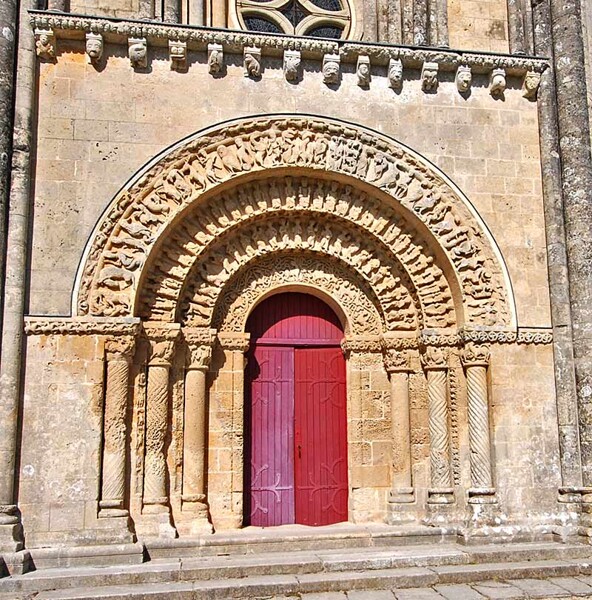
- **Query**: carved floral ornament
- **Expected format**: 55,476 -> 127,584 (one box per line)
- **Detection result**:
31,12 -> 546,97
74,116 -> 515,335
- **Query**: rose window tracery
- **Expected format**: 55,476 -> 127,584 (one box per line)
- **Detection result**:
237,0 -> 351,39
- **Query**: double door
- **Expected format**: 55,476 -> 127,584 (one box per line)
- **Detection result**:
245,343 -> 348,526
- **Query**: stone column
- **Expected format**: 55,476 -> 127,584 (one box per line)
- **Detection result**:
142,324 -> 180,536
461,343 -> 496,505
384,348 -> 415,524
549,0 -> 592,487
429,0 -> 448,47
99,335 -> 136,518
181,327 -> 216,533
139,0 -> 156,19
421,346 -> 454,504
163,0 -> 182,22
0,0 -> 37,555
413,0 -> 428,45
47,0 -> 69,10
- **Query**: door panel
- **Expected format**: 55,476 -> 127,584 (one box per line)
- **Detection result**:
294,347 -> 348,526
246,345 -> 295,526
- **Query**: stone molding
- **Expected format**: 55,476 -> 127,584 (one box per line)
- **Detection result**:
341,336 -> 383,354
29,11 -> 547,94
24,317 -> 141,336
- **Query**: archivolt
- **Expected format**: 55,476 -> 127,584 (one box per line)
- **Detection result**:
210,253 -> 384,336
74,115 -> 515,329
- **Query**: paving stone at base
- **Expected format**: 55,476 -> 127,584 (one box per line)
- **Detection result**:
301,593 -> 348,600
347,591 -> 396,599
510,578 -> 570,598
435,583 -> 487,599
393,589 -> 445,599
550,577 -> 592,596
471,581 -> 526,599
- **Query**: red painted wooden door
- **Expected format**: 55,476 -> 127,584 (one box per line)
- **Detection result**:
246,293 -> 348,527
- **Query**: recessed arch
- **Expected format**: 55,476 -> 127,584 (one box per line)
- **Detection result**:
73,114 -> 516,332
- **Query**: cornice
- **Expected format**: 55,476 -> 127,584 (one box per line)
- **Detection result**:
29,11 -> 548,78
24,316 -> 141,336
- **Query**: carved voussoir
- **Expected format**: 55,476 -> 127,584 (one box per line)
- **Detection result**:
85,33 -> 103,64
356,55 -> 371,87
35,28 -> 56,60
169,40 -> 187,68
208,43 -> 223,75
283,49 -> 301,82
421,62 -> 438,91
244,47 -> 261,78
128,37 -> 147,69
322,53 -> 340,84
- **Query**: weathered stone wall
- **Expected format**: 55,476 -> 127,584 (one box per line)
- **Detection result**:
582,2 -> 592,139
70,0 -> 140,19
448,0 -> 509,52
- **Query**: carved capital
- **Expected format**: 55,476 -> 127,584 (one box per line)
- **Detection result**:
420,345 -> 448,370
218,332 -> 250,353
184,327 -> 216,369
35,28 -> 56,59
383,349 -> 411,373
144,324 -> 181,366
461,342 -> 490,367
341,336 -> 382,355
105,335 -> 136,361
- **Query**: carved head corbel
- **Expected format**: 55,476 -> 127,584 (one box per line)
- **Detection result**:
128,37 -> 148,69
455,65 -> 472,94
85,33 -> 104,65
356,55 -> 371,88
388,58 -> 403,90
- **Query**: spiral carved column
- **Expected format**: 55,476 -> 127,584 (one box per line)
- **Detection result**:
462,343 -> 496,504
143,325 -> 180,525
182,327 -> 216,533
99,335 -> 136,517
422,346 -> 454,504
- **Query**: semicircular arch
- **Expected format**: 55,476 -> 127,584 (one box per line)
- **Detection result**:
74,114 -> 515,331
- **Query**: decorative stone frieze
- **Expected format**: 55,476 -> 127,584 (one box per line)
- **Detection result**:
29,11 -> 549,82
207,43 -> 223,74
341,336 -> 383,355
322,53 -> 340,84
169,40 -> 186,68
34,28 -> 55,59
24,317 -> 141,336
85,32 -> 103,64
356,55 -> 371,87
217,332 -> 250,353
456,65 -> 472,93
421,61 -> 439,91
128,37 -> 147,69
283,49 -> 300,82
490,68 -> 506,97
243,47 -> 261,78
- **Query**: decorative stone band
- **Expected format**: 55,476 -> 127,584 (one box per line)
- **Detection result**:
30,11 -> 547,98
24,317 -> 141,337
341,336 -> 383,355
217,332 -> 250,353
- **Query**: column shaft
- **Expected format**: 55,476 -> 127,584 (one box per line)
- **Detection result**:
427,368 -> 451,489
549,0 -> 592,485
211,0 -> 227,27
182,368 -> 208,503
47,0 -> 69,10
429,0 -> 448,46
189,0 -> 206,25
413,0 -> 428,45
163,0 -> 181,22
139,0 -> 156,19
391,371 -> 412,490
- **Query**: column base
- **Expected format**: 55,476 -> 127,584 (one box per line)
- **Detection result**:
92,515 -> 136,544
386,488 -> 417,525
468,487 -> 497,504
427,488 -> 455,504
0,550 -> 32,577
179,495 -> 214,535
0,506 -> 24,553
139,503 -> 177,538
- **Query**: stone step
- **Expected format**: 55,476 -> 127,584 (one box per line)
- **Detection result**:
15,557 -> 592,600
1,542 -> 591,598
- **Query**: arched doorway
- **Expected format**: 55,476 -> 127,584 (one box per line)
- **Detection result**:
244,292 -> 349,527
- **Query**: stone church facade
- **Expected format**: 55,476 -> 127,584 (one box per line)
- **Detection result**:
0,0 -> 592,574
